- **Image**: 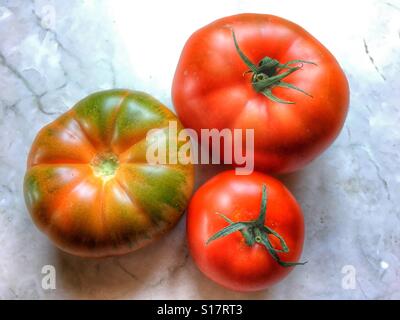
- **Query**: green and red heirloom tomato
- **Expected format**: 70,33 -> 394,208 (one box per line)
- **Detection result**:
187,170 -> 304,292
24,89 -> 194,258
172,14 -> 349,173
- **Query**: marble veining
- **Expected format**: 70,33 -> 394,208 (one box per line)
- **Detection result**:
0,0 -> 399,299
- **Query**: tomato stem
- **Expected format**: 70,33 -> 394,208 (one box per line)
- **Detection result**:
206,184 -> 307,268
91,152 -> 119,181
232,30 -> 316,104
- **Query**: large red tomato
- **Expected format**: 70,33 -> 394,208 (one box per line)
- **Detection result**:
172,14 -> 349,173
187,170 -> 304,292
24,90 -> 194,257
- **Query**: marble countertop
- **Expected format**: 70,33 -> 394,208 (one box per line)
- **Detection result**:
0,0 -> 399,299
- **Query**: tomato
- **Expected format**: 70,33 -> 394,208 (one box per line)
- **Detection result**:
24,89 -> 194,258
172,14 -> 349,173
187,170 -> 304,291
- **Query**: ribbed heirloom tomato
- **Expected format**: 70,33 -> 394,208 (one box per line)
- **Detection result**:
187,171 -> 304,292
24,89 -> 194,257
173,14 -> 349,173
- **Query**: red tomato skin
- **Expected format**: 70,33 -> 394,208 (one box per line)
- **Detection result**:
173,14 -> 349,173
187,170 -> 304,292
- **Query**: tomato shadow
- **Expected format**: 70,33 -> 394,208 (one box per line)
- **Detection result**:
54,216 -> 193,299
54,242 -> 161,299
277,156 -> 338,235
193,163 -> 233,189
185,259 -> 273,299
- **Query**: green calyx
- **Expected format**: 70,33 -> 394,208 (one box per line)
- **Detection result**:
91,152 -> 119,180
232,30 -> 316,104
207,184 -> 306,268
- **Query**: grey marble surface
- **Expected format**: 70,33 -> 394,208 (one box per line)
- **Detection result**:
0,0 -> 399,299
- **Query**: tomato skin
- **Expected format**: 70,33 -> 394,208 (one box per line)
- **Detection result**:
24,90 -> 194,258
172,14 -> 349,173
187,170 -> 304,292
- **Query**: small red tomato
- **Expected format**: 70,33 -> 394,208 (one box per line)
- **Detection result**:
187,170 -> 305,291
